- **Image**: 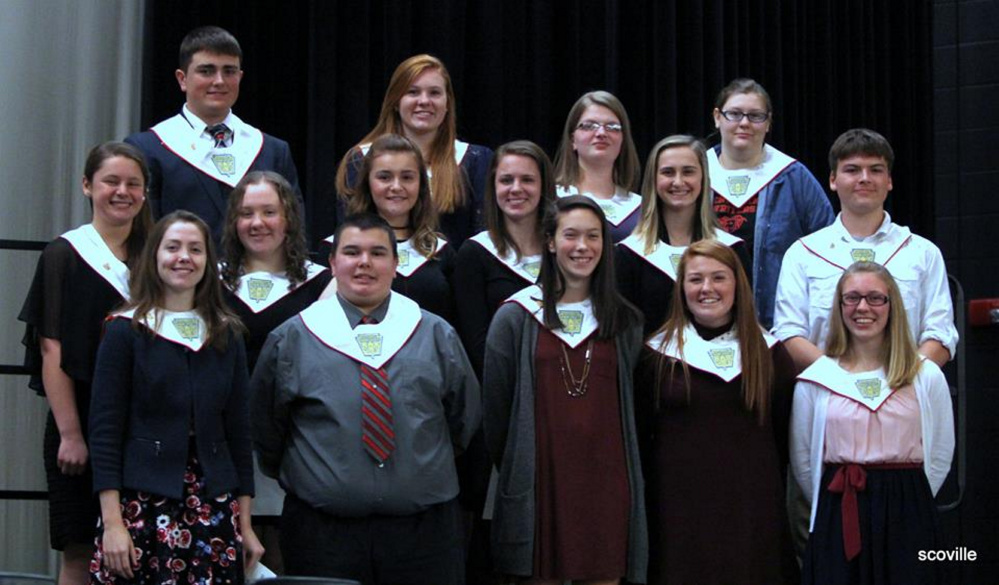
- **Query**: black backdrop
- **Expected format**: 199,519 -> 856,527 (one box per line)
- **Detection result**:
139,0 -> 934,248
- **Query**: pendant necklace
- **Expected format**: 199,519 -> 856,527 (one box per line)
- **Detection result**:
559,338 -> 595,397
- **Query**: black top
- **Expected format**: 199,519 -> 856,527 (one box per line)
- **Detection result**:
452,238 -> 536,378
616,237 -> 752,337
339,143 -> 495,248
19,237 -> 127,393
90,318 -> 254,500
392,241 -> 457,326
224,269 -> 333,372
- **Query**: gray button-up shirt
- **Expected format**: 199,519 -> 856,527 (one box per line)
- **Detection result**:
251,293 -> 481,517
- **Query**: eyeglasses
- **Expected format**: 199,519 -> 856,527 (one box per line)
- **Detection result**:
841,292 -> 890,306
719,110 -> 770,124
576,121 -> 623,133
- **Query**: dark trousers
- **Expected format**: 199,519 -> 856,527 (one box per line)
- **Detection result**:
280,493 -> 465,585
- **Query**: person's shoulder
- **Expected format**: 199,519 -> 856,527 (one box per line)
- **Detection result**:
905,229 -> 944,257
124,128 -> 161,149
261,132 -> 292,149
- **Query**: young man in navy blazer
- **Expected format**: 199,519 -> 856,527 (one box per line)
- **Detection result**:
126,26 -> 303,244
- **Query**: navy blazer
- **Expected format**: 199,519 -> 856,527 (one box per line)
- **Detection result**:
89,317 -> 254,500
126,127 -> 303,244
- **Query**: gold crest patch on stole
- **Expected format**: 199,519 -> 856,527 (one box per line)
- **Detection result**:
670,254 -> 683,273
523,260 -> 541,279
356,333 -> 383,357
850,249 -> 876,263
247,278 -> 274,303
599,202 -> 616,220
172,318 -> 201,341
211,154 -> 236,176
557,310 -> 584,335
398,249 -> 410,268
707,348 -> 736,369
855,378 -> 882,400
726,176 -> 751,197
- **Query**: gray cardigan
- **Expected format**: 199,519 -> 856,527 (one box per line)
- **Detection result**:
483,302 -> 648,582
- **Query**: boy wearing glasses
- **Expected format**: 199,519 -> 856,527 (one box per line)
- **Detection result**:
773,127 -> 957,370
126,26 -> 302,245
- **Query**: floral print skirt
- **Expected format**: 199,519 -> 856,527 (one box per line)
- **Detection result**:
90,445 -> 244,584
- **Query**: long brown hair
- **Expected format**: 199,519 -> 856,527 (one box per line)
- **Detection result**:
83,141 -> 154,265
824,262 -> 921,388
334,54 -> 465,213
221,171 -> 310,291
652,240 -> 773,424
346,134 -> 440,258
538,196 -> 640,339
552,90 -> 641,192
126,211 -> 242,350
483,141 -> 556,260
634,135 -> 718,254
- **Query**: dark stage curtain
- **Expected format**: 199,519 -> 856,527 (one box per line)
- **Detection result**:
141,0 -> 934,248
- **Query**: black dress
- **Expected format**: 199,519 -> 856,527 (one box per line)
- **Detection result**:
391,240 -> 457,326
18,236 -> 127,550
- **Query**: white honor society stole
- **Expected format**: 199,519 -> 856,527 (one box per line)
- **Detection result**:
619,229 -> 743,281
797,356 -> 896,411
557,185 -> 641,227
360,140 -> 470,183
151,111 -> 264,187
395,237 -> 447,278
799,222 -> 914,272
116,308 -> 206,352
470,231 -> 541,284
647,325 -> 777,382
506,285 -> 599,348
61,224 -> 130,299
230,261 -> 326,313
299,292 -> 422,369
708,145 -> 795,209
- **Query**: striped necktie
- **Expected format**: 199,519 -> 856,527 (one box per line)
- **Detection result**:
359,315 -> 394,463
205,123 -> 232,148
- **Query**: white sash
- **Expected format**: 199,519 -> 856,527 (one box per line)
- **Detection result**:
116,308 -> 206,352
556,185 -> 641,227
395,237 -> 447,278
646,325 -> 777,382
619,229 -> 743,281
299,292 -> 422,369
708,145 -> 796,209
151,111 -> 264,187
230,261 -> 326,313
61,224 -> 130,300
359,139 -> 470,168
797,356 -> 896,411
505,285 -> 598,348
469,231 -> 541,284
800,223 -> 914,270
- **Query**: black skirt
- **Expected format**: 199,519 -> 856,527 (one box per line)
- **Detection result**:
802,464 -> 946,585
43,405 -> 99,550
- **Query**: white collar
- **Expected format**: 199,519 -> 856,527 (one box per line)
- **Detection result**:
801,214 -> 912,269
469,231 -> 541,284
229,261 -> 325,313
60,224 -> 130,300
618,229 -> 743,281
505,285 -> 598,348
797,356 -> 897,411
646,324 -> 777,382
117,308 -> 206,352
151,109 -> 264,187
556,185 -> 641,227
299,292 -> 423,369
708,144 -> 796,209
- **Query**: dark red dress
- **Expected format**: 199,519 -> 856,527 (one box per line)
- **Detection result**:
533,328 -> 629,580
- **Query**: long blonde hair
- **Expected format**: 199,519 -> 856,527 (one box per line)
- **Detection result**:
633,135 -> 718,254
824,262 -> 922,388
334,54 -> 465,214
651,240 -> 773,424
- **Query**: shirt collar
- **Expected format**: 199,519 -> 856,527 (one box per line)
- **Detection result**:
833,211 -> 894,242
181,104 -> 236,135
336,293 -> 392,328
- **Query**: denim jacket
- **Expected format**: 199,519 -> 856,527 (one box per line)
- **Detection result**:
712,145 -> 834,328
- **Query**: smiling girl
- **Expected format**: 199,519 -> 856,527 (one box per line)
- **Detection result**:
484,195 -> 647,584
617,135 -> 750,335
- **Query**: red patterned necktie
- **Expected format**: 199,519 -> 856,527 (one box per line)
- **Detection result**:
206,123 -> 232,148
359,315 -> 394,463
